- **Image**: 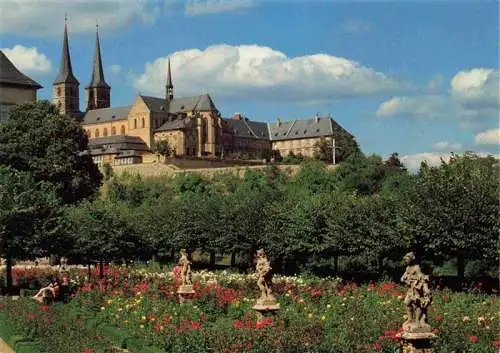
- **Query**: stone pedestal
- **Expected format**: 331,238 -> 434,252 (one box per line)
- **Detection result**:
397,331 -> 437,353
177,285 -> 195,304
252,301 -> 280,320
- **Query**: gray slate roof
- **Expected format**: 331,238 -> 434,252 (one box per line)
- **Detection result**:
82,105 -> 131,124
141,94 -> 218,113
53,24 -> 79,85
268,117 -> 335,141
156,116 -> 194,132
0,51 -> 42,88
87,135 -> 149,155
87,30 -> 109,89
223,118 -> 269,139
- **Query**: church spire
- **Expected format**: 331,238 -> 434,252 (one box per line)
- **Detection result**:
53,16 -> 79,85
166,57 -> 173,101
85,22 -> 111,111
87,23 -> 109,89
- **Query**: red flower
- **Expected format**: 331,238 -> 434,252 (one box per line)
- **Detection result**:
469,335 -> 478,344
83,349 -> 94,353
435,315 -> 443,323
493,341 -> 500,347
39,305 -> 50,312
233,320 -> 243,329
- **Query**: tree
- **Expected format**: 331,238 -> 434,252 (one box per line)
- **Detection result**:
407,153 -> 499,278
152,139 -> 172,158
0,101 -> 102,204
0,166 -> 58,293
313,134 -> 360,164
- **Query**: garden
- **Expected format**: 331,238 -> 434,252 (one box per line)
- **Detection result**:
1,265 -> 499,353
1,102 -> 498,353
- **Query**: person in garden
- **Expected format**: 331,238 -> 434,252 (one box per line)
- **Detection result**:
32,277 -> 60,304
401,252 -> 433,332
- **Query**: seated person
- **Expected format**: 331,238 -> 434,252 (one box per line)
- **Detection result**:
32,278 -> 60,304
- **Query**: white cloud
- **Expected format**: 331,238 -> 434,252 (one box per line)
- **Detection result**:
401,152 -> 453,171
109,64 -> 122,75
338,19 -> 371,34
185,0 -> 255,16
134,44 -> 410,102
475,128 -> 500,145
376,68 -> 499,122
376,95 -> 456,120
1,45 -> 52,74
432,141 -> 463,152
0,0 -> 160,36
402,151 -> 500,172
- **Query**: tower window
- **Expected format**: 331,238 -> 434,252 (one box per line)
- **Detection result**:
103,128 -> 108,137
95,129 -> 100,138
120,125 -> 126,135
134,119 -> 137,129
111,127 -> 116,135
141,118 -> 145,128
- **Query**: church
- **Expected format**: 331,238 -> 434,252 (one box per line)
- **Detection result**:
53,22 -> 353,166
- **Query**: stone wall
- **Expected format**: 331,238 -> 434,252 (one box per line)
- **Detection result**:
110,161 -> 327,178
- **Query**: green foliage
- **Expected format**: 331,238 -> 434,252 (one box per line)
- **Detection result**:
151,139 -> 172,157
0,101 -> 102,204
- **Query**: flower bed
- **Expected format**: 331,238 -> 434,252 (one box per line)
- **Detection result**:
0,267 -> 498,353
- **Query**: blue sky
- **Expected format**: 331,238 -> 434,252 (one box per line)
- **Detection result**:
1,0 -> 498,169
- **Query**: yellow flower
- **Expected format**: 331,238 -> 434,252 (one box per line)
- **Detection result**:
141,316 -> 147,321
107,299 -> 113,304
326,304 -> 331,309
140,324 -> 144,329
321,315 -> 326,321
124,320 -> 128,324
308,313 -> 313,318
462,316 -> 471,323
100,307 -> 105,311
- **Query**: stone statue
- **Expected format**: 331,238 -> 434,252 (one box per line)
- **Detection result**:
178,249 -> 192,287
401,252 -> 433,333
255,249 -> 276,305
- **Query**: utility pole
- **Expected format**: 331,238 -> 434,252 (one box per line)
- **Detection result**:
332,137 -> 336,165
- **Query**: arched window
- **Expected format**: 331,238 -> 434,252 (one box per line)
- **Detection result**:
103,128 -> 108,137
141,118 -> 145,128
95,129 -> 100,138
120,125 -> 125,135
134,119 -> 137,129
111,126 -> 116,136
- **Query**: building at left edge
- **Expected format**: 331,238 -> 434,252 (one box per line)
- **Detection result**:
0,50 -> 42,121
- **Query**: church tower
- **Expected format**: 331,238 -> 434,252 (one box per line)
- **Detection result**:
53,18 -> 80,116
86,24 -> 110,111
166,57 -> 173,102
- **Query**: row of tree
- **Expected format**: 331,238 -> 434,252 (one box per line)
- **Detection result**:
1,102 -> 498,293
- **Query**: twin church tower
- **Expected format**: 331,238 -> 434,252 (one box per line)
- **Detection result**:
52,20 -> 174,117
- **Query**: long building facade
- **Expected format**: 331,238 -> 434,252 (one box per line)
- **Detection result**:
53,23 -> 353,166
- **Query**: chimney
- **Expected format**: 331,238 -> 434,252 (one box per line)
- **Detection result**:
314,113 -> 319,123
276,117 -> 281,127
232,113 -> 242,120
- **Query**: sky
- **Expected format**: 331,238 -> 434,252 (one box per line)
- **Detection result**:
0,0 -> 498,170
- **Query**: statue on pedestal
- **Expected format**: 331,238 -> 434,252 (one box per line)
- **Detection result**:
178,249 -> 192,288
401,252 -> 433,333
254,249 -> 278,307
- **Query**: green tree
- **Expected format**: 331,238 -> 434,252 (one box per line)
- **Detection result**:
152,139 -> 172,158
408,153 -> 499,278
313,134 -> 360,164
0,166 -> 58,293
0,101 -> 102,204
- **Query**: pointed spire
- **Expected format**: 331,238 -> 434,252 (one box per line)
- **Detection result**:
87,22 -> 109,89
166,57 -> 173,101
54,17 -> 79,85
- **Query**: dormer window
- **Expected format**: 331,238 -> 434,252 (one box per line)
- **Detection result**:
96,117 -> 101,121
295,131 -> 299,135
111,115 -> 116,119
160,106 -> 165,111
180,105 -> 185,110
304,130 -> 307,134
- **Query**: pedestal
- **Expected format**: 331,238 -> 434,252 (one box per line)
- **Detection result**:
252,301 -> 280,320
397,331 -> 437,353
177,285 -> 195,304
